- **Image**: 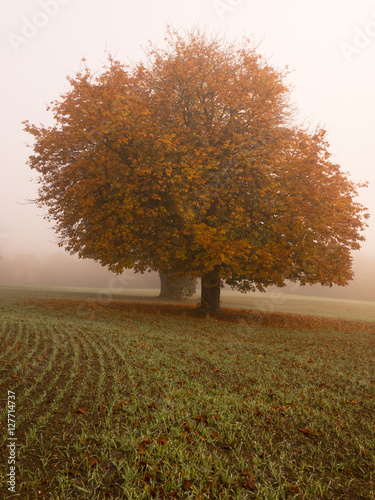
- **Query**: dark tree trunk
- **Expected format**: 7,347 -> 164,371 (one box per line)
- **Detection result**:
200,273 -> 221,316
201,277 -> 210,309
159,271 -> 171,298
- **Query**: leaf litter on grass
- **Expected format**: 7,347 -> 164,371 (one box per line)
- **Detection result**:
0,288 -> 374,499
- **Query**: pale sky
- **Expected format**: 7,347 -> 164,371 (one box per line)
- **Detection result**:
1,0 -> 374,260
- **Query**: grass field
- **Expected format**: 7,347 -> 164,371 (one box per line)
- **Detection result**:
0,286 -> 374,499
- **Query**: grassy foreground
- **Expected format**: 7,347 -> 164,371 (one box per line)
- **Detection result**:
0,287 -> 374,499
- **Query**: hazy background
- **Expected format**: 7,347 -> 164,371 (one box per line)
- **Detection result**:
1,0 -> 374,300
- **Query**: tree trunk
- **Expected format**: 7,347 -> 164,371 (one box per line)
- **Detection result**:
159,271 -> 171,298
200,273 -> 221,316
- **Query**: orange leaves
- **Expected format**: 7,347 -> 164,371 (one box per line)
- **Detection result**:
157,437 -> 168,445
89,458 -> 101,468
241,473 -> 256,491
136,438 -> 151,455
139,438 -> 151,446
194,414 -> 208,424
113,400 -> 127,412
73,407 -> 88,415
182,480 -> 191,490
24,28 -> 369,295
341,399 -> 359,405
298,427 -> 312,436
210,433 -> 220,440
287,486 -> 300,494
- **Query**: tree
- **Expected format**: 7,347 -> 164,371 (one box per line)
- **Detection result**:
24,28 -> 369,316
158,271 -> 197,300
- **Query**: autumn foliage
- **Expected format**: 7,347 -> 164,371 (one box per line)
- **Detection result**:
24,28 -> 369,315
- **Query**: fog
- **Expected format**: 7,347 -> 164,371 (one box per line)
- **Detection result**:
1,252 -> 374,303
0,252 -> 160,290
1,0 -> 374,297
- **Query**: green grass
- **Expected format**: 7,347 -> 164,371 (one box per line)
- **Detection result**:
220,291 -> 375,323
0,287 -> 374,499
2,284 -> 375,321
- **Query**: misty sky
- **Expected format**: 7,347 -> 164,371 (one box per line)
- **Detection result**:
1,0 -> 375,260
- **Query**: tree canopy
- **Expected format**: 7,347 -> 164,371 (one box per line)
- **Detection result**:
24,28 -> 369,315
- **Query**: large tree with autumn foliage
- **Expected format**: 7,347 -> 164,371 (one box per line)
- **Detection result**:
24,29 -> 369,315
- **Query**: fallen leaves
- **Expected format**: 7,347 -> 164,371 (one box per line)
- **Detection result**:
73,407 -> 88,415
298,427 -> 312,436
242,475 -> 256,490
89,458 -> 101,468
182,480 -> 191,490
241,472 -> 256,490
66,469 -> 80,476
194,414 -> 208,424
138,438 -> 151,447
3,288 -> 374,500
114,400 -> 127,412
136,438 -> 151,454
287,485 -> 300,493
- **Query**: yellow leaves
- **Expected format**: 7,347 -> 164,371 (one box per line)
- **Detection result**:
23,28 -> 369,292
